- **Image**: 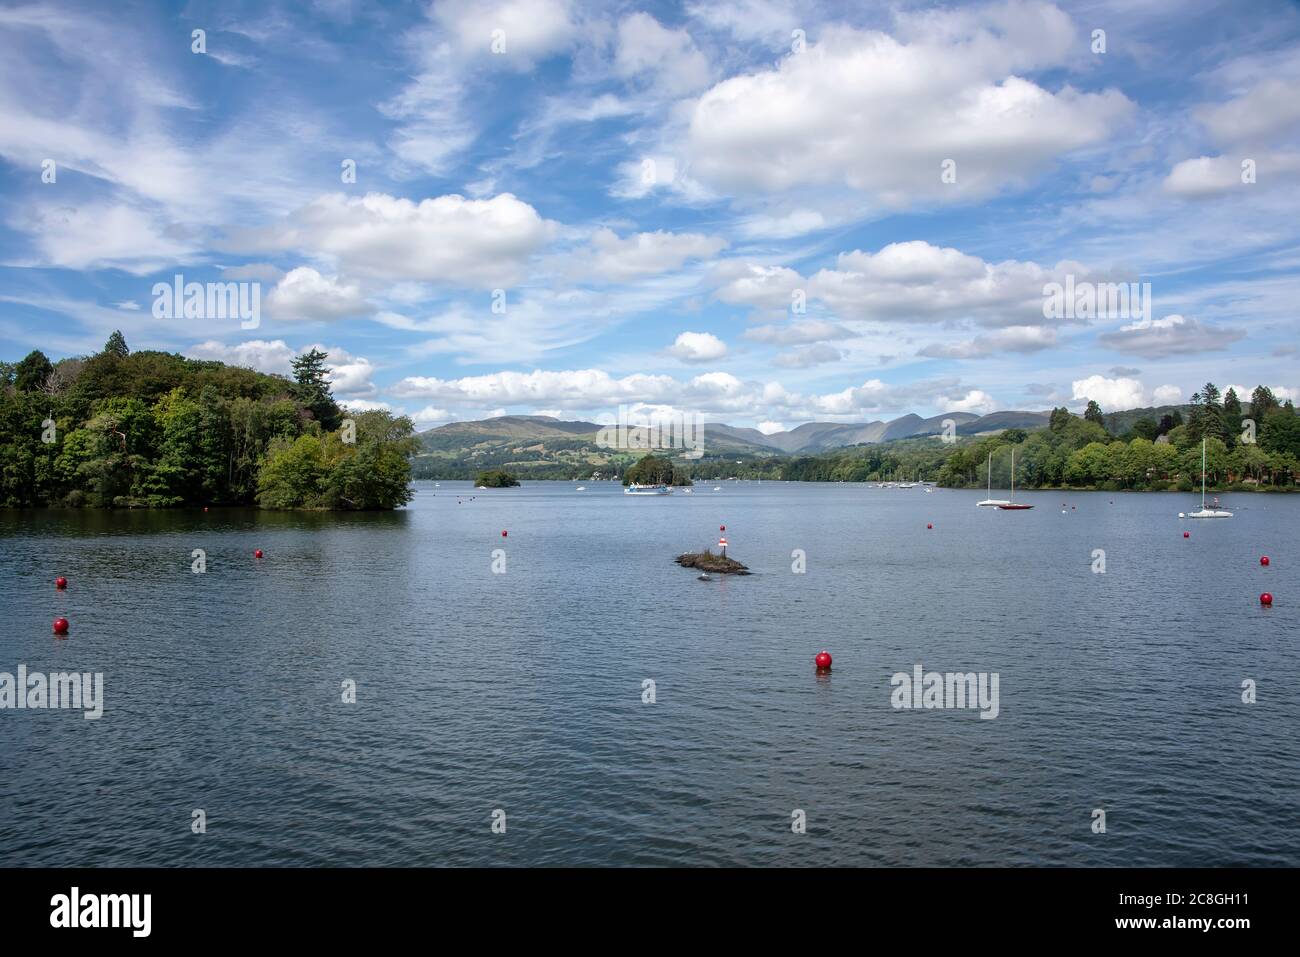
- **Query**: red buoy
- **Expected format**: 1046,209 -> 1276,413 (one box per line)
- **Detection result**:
52,617 -> 69,636
815,650 -> 832,671
1184,532 -> 1190,538
254,549 -> 264,559
720,525 -> 725,532
1260,592 -> 1273,606
54,576 -> 67,590
1261,556 -> 1270,566
927,523 -> 933,529
501,530 -> 507,538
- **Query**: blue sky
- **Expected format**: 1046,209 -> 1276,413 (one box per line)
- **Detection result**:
1,0 -> 1298,432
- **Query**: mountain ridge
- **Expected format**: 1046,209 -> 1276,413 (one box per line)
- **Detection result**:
418,408 -> 1072,454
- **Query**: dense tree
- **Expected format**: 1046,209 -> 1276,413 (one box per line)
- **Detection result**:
624,454 -> 692,486
1250,385 -> 1278,420
473,469 -> 521,489
0,345 -> 414,510
102,330 -> 130,358
291,348 -> 342,431
13,350 -> 54,392
1084,400 -> 1105,427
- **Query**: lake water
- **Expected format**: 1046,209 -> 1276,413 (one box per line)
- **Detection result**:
2,481 -> 1297,866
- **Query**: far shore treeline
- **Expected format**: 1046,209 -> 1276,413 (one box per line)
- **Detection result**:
413,383 -> 1300,492
0,333 -> 417,509
698,385 -> 1300,491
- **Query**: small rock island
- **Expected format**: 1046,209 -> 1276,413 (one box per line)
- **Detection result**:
674,549 -> 750,575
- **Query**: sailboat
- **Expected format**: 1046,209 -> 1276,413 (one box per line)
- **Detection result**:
1182,438 -> 1232,518
977,451 -> 1010,506
997,448 -> 1033,510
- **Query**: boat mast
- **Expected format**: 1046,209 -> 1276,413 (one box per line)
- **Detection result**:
1201,437 -> 1207,508
987,451 -> 992,497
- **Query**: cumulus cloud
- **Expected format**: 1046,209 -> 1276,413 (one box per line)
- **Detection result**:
713,262 -> 805,310
807,241 -> 1099,328
587,228 -> 726,281
1071,374 -> 1147,410
265,267 -> 371,322
678,4 -> 1133,204
187,338 -> 296,374
236,192 -> 552,286
666,331 -> 728,363
185,339 -> 377,397
1098,314 -> 1244,358
388,367 -> 995,420
918,325 -> 1058,358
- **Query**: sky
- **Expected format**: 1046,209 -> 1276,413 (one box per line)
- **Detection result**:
1,0 -> 1298,434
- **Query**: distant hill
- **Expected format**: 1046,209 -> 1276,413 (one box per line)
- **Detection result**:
413,409 -> 1076,479
409,405 -> 1202,479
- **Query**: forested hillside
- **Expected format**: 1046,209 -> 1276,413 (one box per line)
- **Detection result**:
0,333 -> 417,509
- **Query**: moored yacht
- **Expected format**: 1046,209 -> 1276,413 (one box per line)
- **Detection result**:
977,451 -> 1010,507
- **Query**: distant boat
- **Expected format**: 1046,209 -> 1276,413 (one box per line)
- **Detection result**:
625,483 -> 671,496
977,451 -> 1010,507
997,449 -> 1034,510
576,486 -> 586,491
1184,438 -> 1232,518
713,486 -> 721,491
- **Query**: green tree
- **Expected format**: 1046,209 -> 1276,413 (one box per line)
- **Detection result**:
257,434 -> 328,508
291,349 -> 342,431
474,469 -> 520,488
103,330 -> 130,358
13,350 -> 54,392
1084,400 -> 1105,427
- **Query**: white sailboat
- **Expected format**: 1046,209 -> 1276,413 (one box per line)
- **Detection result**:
1182,438 -> 1232,518
997,448 -> 1033,509
977,451 -> 1010,507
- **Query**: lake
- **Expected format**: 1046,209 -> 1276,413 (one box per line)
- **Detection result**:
1,481 -> 1297,866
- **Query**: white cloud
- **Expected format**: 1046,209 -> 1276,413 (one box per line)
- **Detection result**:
587,228 -> 727,281
433,0 -> 576,66
808,241 -> 1098,328
187,339 -> 296,374
756,420 -> 786,435
615,12 -> 712,96
1098,314 -> 1244,358
743,319 -> 854,345
772,342 -> 843,368
918,325 -> 1058,358
680,6 -> 1133,204
713,262 -> 805,310
666,331 -> 728,363
1071,374 -> 1147,410
265,267 -> 371,322
1151,384 -> 1182,404
944,389 -> 997,414
238,192 -> 552,287
185,339 -> 377,397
